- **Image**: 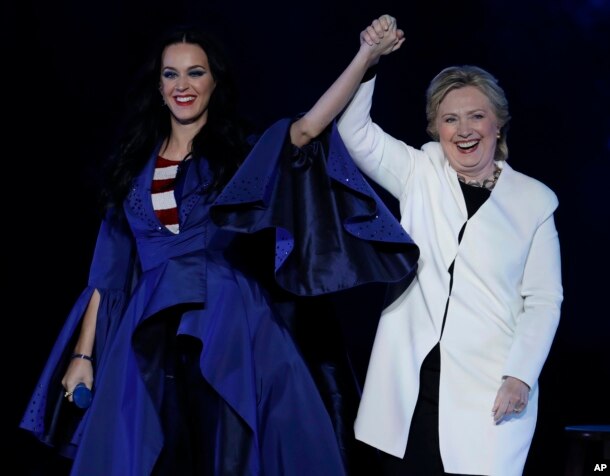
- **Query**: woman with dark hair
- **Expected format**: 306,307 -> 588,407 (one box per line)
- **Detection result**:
20,18 -> 415,476
103,28 -> 251,209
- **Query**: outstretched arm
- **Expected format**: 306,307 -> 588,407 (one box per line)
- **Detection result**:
289,14 -> 404,148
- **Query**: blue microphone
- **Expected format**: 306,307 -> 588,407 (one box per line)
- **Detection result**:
73,383 -> 93,409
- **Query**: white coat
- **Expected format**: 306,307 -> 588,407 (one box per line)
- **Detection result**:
337,78 -> 563,476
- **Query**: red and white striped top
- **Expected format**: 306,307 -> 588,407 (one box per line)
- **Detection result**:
151,155 -> 180,234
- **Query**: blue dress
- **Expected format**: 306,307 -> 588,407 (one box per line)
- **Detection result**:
20,119 -> 418,475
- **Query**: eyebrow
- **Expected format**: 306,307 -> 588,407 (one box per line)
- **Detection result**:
162,65 -> 207,70
440,108 -> 487,117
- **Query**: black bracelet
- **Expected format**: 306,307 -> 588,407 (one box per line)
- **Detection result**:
71,353 -> 93,362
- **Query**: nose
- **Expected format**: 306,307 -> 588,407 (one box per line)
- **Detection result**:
457,121 -> 472,138
175,76 -> 189,92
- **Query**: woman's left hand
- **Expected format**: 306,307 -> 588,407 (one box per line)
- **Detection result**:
491,376 -> 530,423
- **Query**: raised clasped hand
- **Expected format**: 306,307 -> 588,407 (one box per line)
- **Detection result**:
360,14 -> 405,59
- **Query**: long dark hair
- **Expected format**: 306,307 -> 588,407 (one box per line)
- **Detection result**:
101,26 -> 251,211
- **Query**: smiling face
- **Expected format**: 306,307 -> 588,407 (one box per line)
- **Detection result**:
436,85 -> 500,181
160,42 -> 216,129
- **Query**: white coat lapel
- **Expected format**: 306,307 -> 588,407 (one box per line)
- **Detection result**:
440,159 -> 468,270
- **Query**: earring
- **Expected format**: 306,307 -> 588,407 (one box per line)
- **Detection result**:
497,131 -> 501,139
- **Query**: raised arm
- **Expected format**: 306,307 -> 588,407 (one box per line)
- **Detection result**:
289,14 -> 404,148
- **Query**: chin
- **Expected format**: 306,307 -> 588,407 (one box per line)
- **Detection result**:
173,115 -> 201,126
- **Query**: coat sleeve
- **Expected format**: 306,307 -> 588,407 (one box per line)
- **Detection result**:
20,207 -> 138,447
336,77 -> 419,199
502,195 -> 563,387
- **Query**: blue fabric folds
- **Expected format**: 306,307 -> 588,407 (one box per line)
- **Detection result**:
20,118 -> 419,476
20,286 -> 128,454
211,118 -> 419,296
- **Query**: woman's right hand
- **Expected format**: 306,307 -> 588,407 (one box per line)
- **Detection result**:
359,14 -> 405,64
62,358 -> 94,403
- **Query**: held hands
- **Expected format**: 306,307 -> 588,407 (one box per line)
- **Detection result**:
491,376 -> 530,424
359,15 -> 405,65
288,14 -> 403,147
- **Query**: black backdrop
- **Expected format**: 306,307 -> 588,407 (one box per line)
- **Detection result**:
5,0 -> 610,474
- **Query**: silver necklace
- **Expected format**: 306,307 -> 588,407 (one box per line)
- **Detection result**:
457,165 -> 501,190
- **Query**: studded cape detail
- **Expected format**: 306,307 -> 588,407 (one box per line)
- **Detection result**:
211,118 -> 419,295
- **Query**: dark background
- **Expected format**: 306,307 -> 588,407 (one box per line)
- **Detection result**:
5,0 -> 609,474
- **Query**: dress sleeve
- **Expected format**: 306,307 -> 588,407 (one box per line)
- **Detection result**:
210,118 -> 419,297
87,208 -> 139,353
20,207 -> 138,448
